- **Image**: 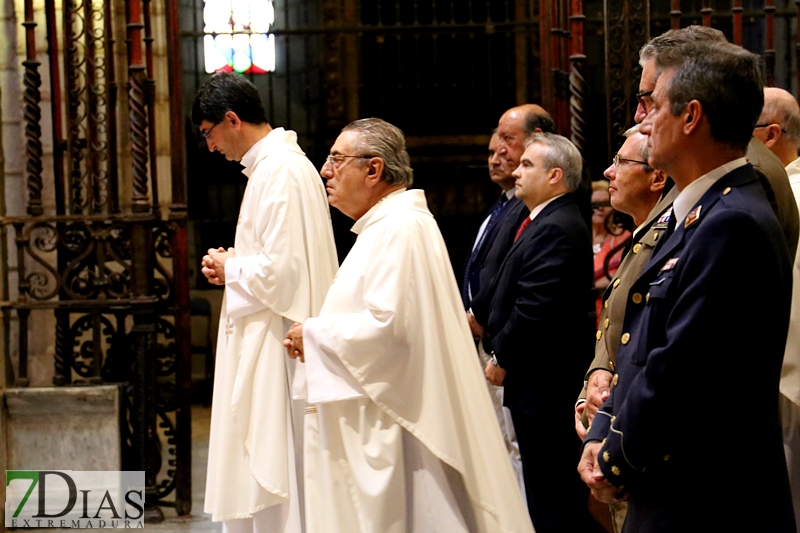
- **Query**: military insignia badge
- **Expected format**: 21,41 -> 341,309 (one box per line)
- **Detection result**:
657,207 -> 673,225
684,205 -> 702,228
652,206 -> 673,230
659,257 -> 680,273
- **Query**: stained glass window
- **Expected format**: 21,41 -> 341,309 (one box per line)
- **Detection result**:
203,0 -> 276,74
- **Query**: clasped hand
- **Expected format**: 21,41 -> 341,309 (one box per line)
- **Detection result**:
284,322 -> 305,362
201,247 -> 235,285
577,442 -> 627,504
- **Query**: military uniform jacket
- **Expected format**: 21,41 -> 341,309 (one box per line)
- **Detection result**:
586,165 -> 796,532
579,187 -> 679,404
747,137 -> 800,257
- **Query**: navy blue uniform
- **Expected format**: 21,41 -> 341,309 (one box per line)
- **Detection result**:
586,165 -> 796,532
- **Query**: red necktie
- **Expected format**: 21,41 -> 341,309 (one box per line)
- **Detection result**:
514,217 -> 531,242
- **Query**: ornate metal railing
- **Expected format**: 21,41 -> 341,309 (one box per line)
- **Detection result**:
7,0 -> 190,520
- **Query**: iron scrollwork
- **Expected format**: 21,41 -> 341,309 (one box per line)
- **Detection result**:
64,0 -> 111,215
9,219 -> 139,302
11,0 -> 190,516
70,312 -> 115,378
604,0 -> 649,159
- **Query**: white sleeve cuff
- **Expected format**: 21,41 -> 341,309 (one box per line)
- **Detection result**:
225,256 -> 268,319
303,317 -> 367,404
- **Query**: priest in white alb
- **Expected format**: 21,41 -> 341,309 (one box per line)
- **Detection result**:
284,118 -> 534,533
193,72 -> 338,533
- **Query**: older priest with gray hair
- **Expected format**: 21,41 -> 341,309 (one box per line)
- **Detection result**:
284,118 -> 534,533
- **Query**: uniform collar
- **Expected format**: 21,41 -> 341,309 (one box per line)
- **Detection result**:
673,157 -> 747,224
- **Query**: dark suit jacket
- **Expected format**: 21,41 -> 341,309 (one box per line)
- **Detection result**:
461,194 -> 523,310
469,197 -> 529,313
477,193 -> 594,416
586,164 -> 795,532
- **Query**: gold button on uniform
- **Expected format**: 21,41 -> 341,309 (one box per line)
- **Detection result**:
612,374 -> 619,386
723,187 -> 731,195
633,243 -> 642,254
609,361 -> 615,371
596,330 -> 602,340
631,293 -> 643,304
611,465 -> 621,476
646,292 -> 650,303
613,279 -> 621,288
604,300 -> 609,309
604,318 -> 610,329
653,232 -> 659,242
621,332 -> 630,345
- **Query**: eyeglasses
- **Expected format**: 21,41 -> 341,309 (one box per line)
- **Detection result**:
636,90 -> 654,108
754,123 -> 787,133
325,154 -> 373,167
613,154 -> 649,168
201,123 -> 218,139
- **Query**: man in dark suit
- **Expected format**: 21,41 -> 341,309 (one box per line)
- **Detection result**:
462,131 -> 524,311
579,41 -> 796,532
472,132 -> 596,532
467,104 -> 557,334
463,106 -> 558,498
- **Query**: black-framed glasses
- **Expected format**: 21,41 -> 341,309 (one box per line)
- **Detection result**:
325,154 -> 374,167
613,154 -> 649,168
636,90 -> 654,107
754,123 -> 787,133
201,122 -> 219,139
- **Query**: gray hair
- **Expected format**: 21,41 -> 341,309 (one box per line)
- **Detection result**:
760,91 -> 800,150
342,118 -> 414,187
655,41 -> 763,151
623,124 -> 654,172
524,133 -> 583,192
639,25 -> 726,64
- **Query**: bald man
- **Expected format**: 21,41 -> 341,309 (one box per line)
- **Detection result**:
755,86 -> 800,532
495,104 -> 557,165
470,105 -> 556,338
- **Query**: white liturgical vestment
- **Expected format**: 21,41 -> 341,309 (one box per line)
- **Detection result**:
781,156 -> 800,532
301,189 -> 534,533
205,128 -> 338,532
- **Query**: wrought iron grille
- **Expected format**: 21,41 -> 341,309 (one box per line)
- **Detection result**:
5,0 -> 191,519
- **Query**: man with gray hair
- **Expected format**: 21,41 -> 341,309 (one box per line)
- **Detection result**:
580,40 -> 795,532
284,118 -> 534,533
754,86 -> 800,531
473,133 -> 596,532
574,125 -> 672,532
636,26 -> 799,256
